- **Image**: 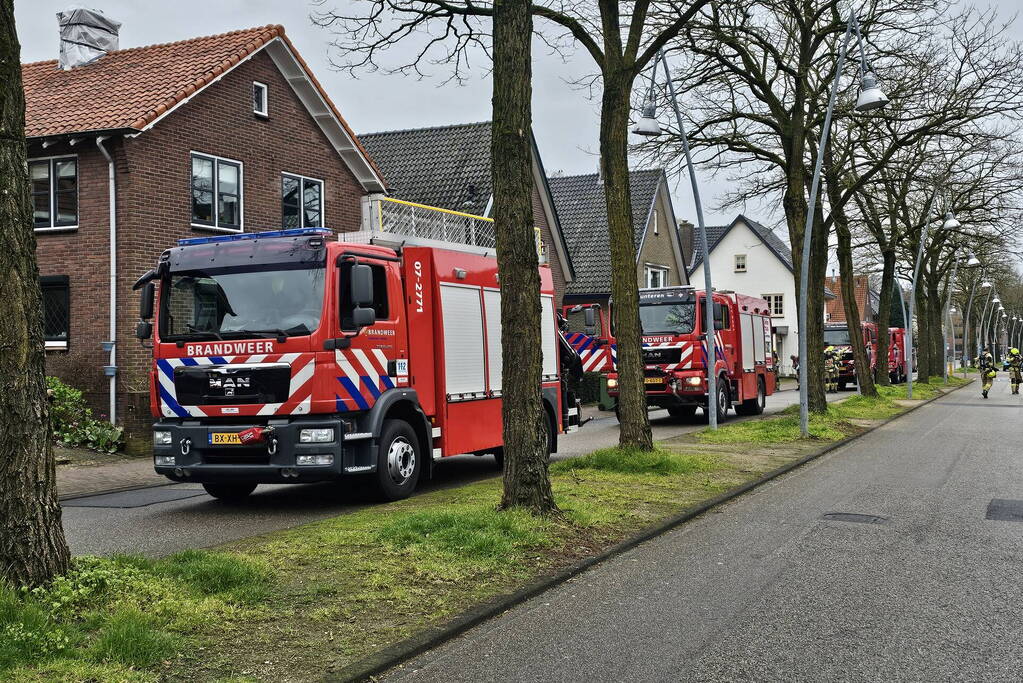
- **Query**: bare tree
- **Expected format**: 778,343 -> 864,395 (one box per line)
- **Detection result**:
314,0 -> 711,451
491,0 -> 557,513
0,0 -> 71,586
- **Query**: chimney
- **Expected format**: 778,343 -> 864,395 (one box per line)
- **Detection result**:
57,7 -> 121,70
678,219 -> 695,265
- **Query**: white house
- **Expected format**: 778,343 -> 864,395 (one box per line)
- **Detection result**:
686,215 -> 834,376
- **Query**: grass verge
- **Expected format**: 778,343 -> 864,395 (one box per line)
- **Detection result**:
4,378 -> 967,681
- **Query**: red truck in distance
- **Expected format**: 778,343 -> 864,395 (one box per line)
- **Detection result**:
824,322 -> 907,387
133,228 -> 581,502
598,287 -> 777,421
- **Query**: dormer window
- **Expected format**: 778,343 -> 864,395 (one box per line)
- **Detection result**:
252,81 -> 268,117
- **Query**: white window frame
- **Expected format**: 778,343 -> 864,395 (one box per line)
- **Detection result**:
763,293 -> 784,318
734,253 -> 747,272
281,172 -> 325,229
645,264 -> 669,289
29,154 -> 79,233
190,151 -> 244,233
40,275 -> 70,350
252,81 -> 269,117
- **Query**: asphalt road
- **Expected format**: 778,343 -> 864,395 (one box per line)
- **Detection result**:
383,376 -> 1023,683
61,386 -> 843,557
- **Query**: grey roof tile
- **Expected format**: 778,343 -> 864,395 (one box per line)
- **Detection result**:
549,169 -> 664,295
360,121 -> 493,216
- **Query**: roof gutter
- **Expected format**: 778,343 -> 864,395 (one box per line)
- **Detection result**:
96,136 -> 117,425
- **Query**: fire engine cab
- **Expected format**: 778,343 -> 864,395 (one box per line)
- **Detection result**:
133,228 -> 580,502
823,322 -> 907,387
605,287 -> 777,420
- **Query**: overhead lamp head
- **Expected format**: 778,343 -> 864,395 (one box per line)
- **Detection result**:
994,296 -> 1001,303
982,280 -> 992,288
632,101 -> 662,137
943,212 -> 962,231
855,71 -> 889,112
966,253 -> 981,266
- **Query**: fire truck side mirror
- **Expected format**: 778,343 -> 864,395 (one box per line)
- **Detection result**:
135,320 -> 153,340
352,306 -> 375,328
584,307 -> 596,329
139,282 -> 155,320
351,264 -> 374,307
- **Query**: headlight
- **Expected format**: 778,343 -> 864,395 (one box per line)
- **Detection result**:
606,378 -> 619,389
296,454 -> 334,466
684,376 -> 703,386
155,455 -> 175,466
299,428 -> 335,443
154,431 -> 172,446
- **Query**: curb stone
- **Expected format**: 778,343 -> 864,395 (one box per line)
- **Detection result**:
327,377 -> 974,683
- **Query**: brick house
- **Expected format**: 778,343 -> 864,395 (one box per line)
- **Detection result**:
22,25 -> 385,444
359,122 -> 575,304
550,168 -> 689,317
824,275 -> 880,324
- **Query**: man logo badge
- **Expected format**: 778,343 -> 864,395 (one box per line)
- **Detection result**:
209,375 -> 250,397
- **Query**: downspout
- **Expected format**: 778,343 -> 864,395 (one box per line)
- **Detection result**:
96,136 -> 117,424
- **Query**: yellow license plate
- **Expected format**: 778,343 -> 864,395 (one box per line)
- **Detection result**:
209,432 -> 242,445
644,377 -> 665,385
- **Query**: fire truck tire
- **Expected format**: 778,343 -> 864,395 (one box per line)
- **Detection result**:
736,377 -> 766,416
838,381 -> 847,391
708,379 -> 730,422
374,419 -> 421,501
202,482 -> 257,502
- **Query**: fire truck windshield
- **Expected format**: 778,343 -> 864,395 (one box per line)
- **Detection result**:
824,328 -> 852,346
160,265 -> 326,340
639,302 -> 697,335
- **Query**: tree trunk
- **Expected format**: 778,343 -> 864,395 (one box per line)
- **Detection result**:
0,0 -> 71,587
874,250 -> 896,386
492,0 -> 556,513
926,281 -> 944,380
601,67 -> 652,450
824,155 -> 876,398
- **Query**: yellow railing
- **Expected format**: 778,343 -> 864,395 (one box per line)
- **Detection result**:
357,196 -> 545,261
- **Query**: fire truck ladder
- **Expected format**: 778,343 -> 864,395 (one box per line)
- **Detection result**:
347,196 -> 546,261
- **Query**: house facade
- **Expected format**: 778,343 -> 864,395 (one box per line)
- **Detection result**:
686,215 -> 835,377
359,122 -> 574,304
551,168 -> 688,317
23,25 -> 384,444
824,275 -> 880,324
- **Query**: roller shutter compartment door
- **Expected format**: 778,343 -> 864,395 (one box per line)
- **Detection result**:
483,288 -> 503,393
440,283 -> 486,397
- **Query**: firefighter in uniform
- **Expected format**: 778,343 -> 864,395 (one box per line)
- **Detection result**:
980,348 -> 997,399
823,346 -> 840,393
1008,347 -> 1022,395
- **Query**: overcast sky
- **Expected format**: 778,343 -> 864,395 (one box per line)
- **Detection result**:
14,0 -> 1022,234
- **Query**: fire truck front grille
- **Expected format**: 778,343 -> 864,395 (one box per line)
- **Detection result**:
173,364 -> 292,405
202,450 -> 271,465
644,368 -> 667,378
643,347 -> 682,365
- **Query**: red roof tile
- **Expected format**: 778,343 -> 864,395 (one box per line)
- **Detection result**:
22,24 -> 383,187
23,26 -> 287,137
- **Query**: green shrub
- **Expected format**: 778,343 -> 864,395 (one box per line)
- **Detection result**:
551,447 -> 717,476
46,376 -> 124,453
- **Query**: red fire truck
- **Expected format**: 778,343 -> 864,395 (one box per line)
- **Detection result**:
823,322 -> 907,387
133,228 -> 580,502
603,287 -> 777,420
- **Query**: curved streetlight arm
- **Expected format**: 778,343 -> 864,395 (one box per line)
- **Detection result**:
961,274 -> 979,376
656,49 -> 719,429
978,287 -> 993,361
944,258 -> 961,384
798,12 -> 858,437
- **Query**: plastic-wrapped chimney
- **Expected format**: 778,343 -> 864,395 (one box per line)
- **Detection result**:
57,7 -> 121,70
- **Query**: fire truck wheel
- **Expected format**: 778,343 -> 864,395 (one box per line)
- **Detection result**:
838,381 -> 847,391
202,482 -> 257,502
708,379 -> 729,421
736,377 -> 766,416
492,448 -> 505,469
375,419 -> 421,501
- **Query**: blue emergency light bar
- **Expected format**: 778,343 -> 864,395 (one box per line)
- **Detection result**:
177,227 -> 331,246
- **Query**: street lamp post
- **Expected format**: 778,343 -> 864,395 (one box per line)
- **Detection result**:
796,12 -> 888,436
633,49 -> 719,428
977,285 -> 993,361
